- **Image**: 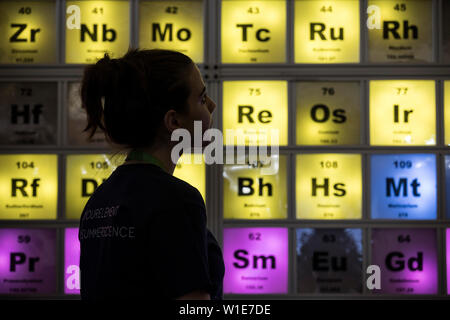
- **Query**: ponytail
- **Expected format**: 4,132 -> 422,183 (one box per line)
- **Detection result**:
80,53 -> 116,138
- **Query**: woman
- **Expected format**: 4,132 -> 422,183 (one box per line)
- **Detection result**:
78,48 -> 224,300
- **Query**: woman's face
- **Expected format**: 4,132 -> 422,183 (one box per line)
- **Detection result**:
179,63 -> 216,146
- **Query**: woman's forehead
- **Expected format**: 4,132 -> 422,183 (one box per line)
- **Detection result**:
189,63 -> 205,92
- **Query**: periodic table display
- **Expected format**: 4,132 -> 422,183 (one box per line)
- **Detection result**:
0,0 -> 448,299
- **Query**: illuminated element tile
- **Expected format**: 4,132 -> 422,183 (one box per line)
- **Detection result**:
445,81 -> 450,146
369,80 -> 436,146
223,81 -> 288,146
65,154 -> 123,220
173,153 -> 206,202
221,0 -> 286,63
296,154 -> 362,219
0,1 -> 57,64
0,82 -> 57,145
223,154 -> 287,219
296,81 -> 361,145
444,1 -> 450,63
368,0 -> 432,63
447,229 -> 450,295
67,82 -> 107,146
371,228 -> 437,294
65,1 -> 130,64
139,1 -> 204,63
370,154 -> 436,220
64,228 -> 80,295
0,155 -> 58,220
296,228 -> 362,293
0,228 -> 57,294
223,227 -> 288,294
294,0 -> 360,63
445,156 -> 450,219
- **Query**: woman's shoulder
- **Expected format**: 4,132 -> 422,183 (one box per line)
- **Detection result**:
168,174 -> 204,203
108,163 -> 205,211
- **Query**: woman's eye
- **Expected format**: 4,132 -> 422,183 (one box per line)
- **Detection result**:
202,95 -> 207,104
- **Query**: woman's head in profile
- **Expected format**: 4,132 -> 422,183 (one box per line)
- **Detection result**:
80,48 -> 216,155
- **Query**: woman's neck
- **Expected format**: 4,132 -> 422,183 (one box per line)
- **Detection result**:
138,143 -> 178,175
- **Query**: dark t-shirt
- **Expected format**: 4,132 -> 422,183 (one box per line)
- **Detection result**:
78,162 -> 225,300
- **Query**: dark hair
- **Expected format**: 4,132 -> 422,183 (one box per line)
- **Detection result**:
81,48 -> 194,148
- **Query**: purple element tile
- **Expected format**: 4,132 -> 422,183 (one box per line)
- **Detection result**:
64,228 -> 80,294
447,229 -> 450,295
0,228 -> 56,294
371,228 -> 437,294
223,227 -> 288,294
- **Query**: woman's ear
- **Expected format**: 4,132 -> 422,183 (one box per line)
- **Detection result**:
163,109 -> 182,134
